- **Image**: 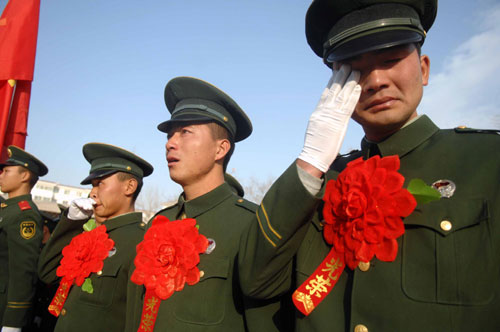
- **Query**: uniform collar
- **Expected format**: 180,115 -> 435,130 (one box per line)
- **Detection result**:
2,194 -> 32,208
103,211 -> 142,232
177,182 -> 233,219
361,115 -> 439,158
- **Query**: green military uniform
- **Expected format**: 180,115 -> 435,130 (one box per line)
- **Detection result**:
242,116 -> 500,331
240,1 -> 500,330
0,146 -> 48,328
129,77 -> 283,331
38,143 -> 153,332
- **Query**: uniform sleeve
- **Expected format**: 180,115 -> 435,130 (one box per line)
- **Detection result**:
124,262 -> 144,332
239,162 -> 323,299
37,212 -> 86,285
2,212 -> 43,327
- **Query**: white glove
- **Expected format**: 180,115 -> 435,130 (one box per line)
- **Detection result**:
68,197 -> 96,220
298,64 -> 361,173
2,327 -> 22,332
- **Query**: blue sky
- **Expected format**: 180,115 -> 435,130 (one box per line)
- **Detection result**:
1,0 -> 499,204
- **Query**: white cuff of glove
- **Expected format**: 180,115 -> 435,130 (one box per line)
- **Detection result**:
298,64 -> 361,173
2,327 -> 22,332
68,197 -> 96,220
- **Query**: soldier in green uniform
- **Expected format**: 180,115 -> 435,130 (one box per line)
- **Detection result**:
0,146 -> 48,332
129,76 -> 283,331
38,143 -> 153,332
240,0 -> 500,331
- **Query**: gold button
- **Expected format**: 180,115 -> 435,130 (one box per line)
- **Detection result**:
354,324 -> 368,332
126,166 -> 132,171
61,308 -> 67,316
238,199 -> 243,203
199,270 -> 205,278
24,163 -> 28,167
97,270 -> 103,276
440,220 -> 452,231
223,116 -> 228,122
358,261 -> 370,272
140,222 -> 146,227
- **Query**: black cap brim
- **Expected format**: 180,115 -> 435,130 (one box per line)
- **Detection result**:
157,114 -> 219,133
80,169 -> 118,185
326,29 -> 423,62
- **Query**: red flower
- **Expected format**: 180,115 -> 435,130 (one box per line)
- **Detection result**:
323,155 -> 416,269
131,216 -> 208,300
56,225 -> 114,286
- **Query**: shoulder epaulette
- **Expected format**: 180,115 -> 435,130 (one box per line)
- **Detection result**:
235,197 -> 257,213
18,201 -> 32,211
454,126 -> 500,135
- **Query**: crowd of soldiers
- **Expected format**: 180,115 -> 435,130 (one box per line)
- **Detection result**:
1,0 -> 499,331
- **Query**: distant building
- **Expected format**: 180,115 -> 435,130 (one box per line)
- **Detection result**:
31,180 -> 91,208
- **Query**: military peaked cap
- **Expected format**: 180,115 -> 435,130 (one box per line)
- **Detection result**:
306,0 -> 438,63
80,143 -> 153,185
0,145 -> 48,176
158,77 -> 252,142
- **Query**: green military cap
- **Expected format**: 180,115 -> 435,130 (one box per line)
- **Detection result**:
225,173 -> 245,197
305,0 -> 438,63
80,143 -> 153,185
0,145 -> 48,176
157,76 -> 252,142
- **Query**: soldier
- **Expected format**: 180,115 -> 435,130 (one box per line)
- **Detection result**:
129,77 -> 283,331
240,0 -> 500,331
0,146 -> 48,332
38,143 -> 153,332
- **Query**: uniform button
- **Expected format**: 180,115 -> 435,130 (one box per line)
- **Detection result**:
140,222 -> 146,227
358,261 -> 370,272
199,270 -> 205,278
237,199 -> 243,203
97,270 -> 103,276
440,220 -> 452,231
354,324 -> 368,332
61,308 -> 67,316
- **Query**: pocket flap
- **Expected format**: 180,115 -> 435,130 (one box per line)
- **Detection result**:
198,256 -> 230,281
404,198 -> 488,236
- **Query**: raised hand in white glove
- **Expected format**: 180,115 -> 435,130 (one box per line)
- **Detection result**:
68,197 -> 96,220
298,64 -> 361,173
2,327 -> 22,332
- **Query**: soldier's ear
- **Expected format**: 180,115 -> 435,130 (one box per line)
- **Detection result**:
124,177 -> 138,197
420,54 -> 430,86
19,167 -> 31,184
215,138 -> 231,162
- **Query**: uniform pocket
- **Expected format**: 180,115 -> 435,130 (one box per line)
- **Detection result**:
76,261 -> 121,308
174,256 -> 230,325
402,198 -> 493,305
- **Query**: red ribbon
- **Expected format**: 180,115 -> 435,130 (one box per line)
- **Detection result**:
293,249 -> 345,316
48,279 -> 72,316
137,289 -> 161,332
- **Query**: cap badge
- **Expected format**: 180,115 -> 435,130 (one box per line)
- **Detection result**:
7,148 -> 11,157
432,179 -> 456,198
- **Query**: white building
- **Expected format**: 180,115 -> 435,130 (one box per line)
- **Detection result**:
31,180 -> 91,208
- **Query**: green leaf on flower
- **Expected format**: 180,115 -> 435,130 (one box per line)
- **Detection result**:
195,224 -> 200,229
407,179 -> 441,204
83,219 -> 97,232
82,278 -> 94,294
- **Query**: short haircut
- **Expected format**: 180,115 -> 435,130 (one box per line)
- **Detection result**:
206,121 -> 234,172
17,167 -> 38,189
116,172 -> 143,202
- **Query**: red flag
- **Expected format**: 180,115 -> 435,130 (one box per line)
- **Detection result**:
0,0 -> 40,161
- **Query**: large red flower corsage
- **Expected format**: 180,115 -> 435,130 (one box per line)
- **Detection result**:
131,215 -> 208,332
323,155 -> 416,269
293,155 -> 417,316
48,225 -> 114,316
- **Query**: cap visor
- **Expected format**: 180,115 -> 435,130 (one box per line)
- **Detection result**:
157,114 -> 216,133
80,169 -> 118,185
326,30 -> 423,62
